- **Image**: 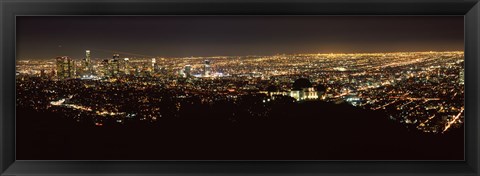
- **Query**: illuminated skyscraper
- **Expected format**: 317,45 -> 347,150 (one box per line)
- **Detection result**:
85,50 -> 90,60
151,58 -> 157,73
101,59 -> 110,77
110,54 -> 120,77
56,56 -> 75,79
204,60 -> 211,77
184,65 -> 192,77
84,50 -> 93,75
111,59 -> 120,77
123,58 -> 130,75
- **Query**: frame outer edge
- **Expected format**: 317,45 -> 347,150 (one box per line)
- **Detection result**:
466,1 -> 480,175
1,0 -> 480,176
1,0 -> 16,175
0,0 -> 5,174
475,2 -> 479,174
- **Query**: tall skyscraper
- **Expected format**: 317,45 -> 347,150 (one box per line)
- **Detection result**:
204,60 -> 211,77
85,50 -> 91,69
84,50 -> 93,75
111,59 -> 119,77
123,58 -> 130,75
85,50 -> 90,63
111,54 -> 120,77
184,65 -> 192,77
56,56 -> 75,80
151,58 -> 157,73
101,59 -> 110,77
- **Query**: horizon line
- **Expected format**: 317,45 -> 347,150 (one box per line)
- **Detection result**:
16,50 -> 465,60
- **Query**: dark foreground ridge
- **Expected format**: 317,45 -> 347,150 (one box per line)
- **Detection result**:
17,100 -> 463,160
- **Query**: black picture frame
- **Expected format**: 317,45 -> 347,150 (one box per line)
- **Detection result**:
1,0 -> 479,175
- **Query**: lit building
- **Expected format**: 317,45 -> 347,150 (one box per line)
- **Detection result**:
151,58 -> 160,73
123,58 -> 130,75
55,56 -> 75,80
84,50 -> 93,75
98,56 -> 119,78
99,54 -> 121,77
290,87 -> 318,101
113,53 -> 120,60
100,59 -> 110,77
184,65 -> 192,77
344,95 -> 362,106
259,85 -> 288,99
289,78 -> 318,101
151,58 -> 156,68
111,59 -> 120,77
204,60 -> 211,77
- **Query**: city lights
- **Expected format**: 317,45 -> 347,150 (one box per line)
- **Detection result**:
16,50 -> 464,134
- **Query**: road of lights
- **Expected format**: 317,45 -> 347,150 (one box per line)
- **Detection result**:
442,107 -> 464,133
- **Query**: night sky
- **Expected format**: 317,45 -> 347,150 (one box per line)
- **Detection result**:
16,16 -> 464,59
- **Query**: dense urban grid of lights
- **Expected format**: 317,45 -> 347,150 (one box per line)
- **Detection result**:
16,51 -> 464,133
